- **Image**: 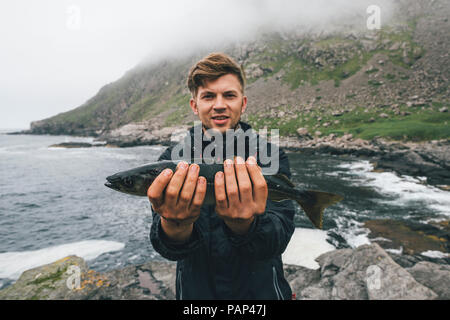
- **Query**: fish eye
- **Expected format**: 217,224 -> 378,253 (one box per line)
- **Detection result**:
122,177 -> 134,187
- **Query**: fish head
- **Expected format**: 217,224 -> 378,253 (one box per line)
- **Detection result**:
105,172 -> 141,196
105,165 -> 164,196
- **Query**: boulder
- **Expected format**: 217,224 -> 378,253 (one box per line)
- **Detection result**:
0,256 -> 88,300
283,265 -> 320,296
291,244 -> 438,300
296,127 -> 309,136
0,256 -> 176,300
406,262 -> 450,300
342,133 -> 353,141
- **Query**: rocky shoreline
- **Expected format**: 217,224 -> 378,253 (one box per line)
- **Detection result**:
282,133 -> 450,187
1,243 -> 448,300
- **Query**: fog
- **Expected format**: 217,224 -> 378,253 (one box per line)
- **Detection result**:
0,0 -> 396,129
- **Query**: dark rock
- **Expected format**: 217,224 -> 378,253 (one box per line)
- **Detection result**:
388,253 -> 425,268
49,142 -> 94,148
374,142 -> 450,185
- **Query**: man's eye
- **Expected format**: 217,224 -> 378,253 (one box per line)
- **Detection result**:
203,95 -> 214,99
225,94 -> 236,98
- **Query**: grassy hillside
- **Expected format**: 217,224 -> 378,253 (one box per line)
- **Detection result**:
246,102 -> 449,141
29,0 -> 449,142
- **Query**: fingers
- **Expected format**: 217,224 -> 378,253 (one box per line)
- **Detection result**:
190,176 -> 207,212
246,156 -> 268,214
223,159 -> 240,205
178,163 -> 200,209
214,171 -> 228,211
165,161 -> 190,210
234,156 -> 253,204
147,168 -> 173,210
148,161 -> 206,220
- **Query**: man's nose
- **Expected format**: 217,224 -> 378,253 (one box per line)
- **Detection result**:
213,95 -> 226,109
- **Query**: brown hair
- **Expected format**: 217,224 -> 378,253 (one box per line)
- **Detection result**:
187,52 -> 246,98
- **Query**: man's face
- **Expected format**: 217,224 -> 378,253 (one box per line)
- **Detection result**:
190,74 -> 247,134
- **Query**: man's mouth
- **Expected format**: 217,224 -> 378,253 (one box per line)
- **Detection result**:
211,115 -> 229,125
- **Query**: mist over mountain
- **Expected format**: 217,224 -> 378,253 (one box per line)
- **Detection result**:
25,0 -> 449,143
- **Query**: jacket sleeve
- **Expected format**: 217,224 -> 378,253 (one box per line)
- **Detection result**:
149,146 -> 205,261
150,214 -> 205,261
221,148 -> 296,260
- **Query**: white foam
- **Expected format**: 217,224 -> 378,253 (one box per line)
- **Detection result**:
370,237 -> 392,243
420,250 -> 449,259
333,215 -> 371,248
386,247 -> 403,255
340,160 -> 450,216
282,228 -> 335,270
0,240 -> 125,280
338,160 -> 373,172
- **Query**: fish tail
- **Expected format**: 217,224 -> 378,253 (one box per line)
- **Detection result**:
296,191 -> 343,229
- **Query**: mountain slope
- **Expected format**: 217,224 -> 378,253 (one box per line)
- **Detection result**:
28,0 -> 449,142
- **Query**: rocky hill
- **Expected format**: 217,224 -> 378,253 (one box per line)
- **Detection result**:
24,0 -> 448,144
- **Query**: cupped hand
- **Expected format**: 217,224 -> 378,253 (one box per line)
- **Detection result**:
214,156 -> 268,235
147,161 -> 206,241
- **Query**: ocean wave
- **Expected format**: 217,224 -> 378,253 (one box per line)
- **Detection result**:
0,240 -> 125,280
339,160 -> 450,217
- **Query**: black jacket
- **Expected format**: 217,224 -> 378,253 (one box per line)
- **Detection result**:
150,122 -> 295,299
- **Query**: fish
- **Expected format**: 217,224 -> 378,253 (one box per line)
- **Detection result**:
104,160 -> 343,229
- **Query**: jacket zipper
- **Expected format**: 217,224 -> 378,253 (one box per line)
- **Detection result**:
272,266 -> 284,300
178,270 -> 183,300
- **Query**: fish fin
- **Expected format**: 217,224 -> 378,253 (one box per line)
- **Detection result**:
268,189 -> 291,202
296,190 -> 343,229
272,173 -> 295,188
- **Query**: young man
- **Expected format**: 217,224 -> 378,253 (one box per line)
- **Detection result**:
148,53 -> 295,299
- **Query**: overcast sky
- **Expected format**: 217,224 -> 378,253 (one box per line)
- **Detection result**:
0,0 -> 395,129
